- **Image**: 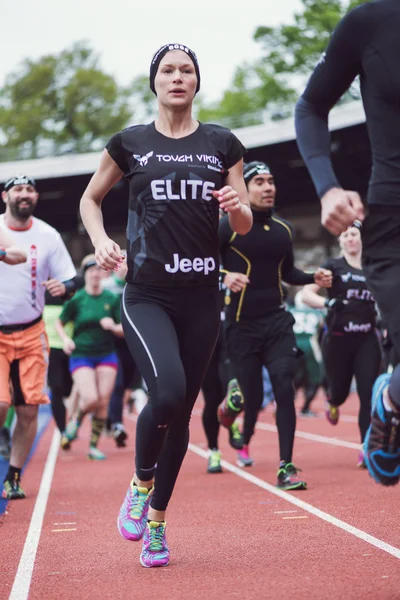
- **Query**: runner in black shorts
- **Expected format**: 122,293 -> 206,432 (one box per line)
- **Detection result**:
301,225 -> 382,467
79,43 -> 252,567
220,161 -> 332,490
295,0 -> 400,486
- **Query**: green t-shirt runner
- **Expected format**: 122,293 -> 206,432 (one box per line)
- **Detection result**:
59,289 -> 121,356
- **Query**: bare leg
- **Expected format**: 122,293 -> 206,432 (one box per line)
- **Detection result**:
10,405 -> 38,469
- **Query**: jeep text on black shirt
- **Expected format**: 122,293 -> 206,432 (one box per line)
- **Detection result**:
323,257 -> 376,334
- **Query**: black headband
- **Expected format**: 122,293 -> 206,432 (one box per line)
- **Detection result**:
243,162 -> 271,185
82,260 -> 98,274
4,175 -> 36,191
149,43 -> 200,95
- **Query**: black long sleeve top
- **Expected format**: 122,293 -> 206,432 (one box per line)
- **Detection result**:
295,0 -> 400,205
219,210 -> 314,322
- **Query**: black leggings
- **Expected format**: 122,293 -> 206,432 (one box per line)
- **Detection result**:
226,311 -> 298,464
48,348 -> 73,433
122,283 -> 220,511
322,332 -> 382,442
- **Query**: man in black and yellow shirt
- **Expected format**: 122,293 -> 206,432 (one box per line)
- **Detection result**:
220,161 -> 332,489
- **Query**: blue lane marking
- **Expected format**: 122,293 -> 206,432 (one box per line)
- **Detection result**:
0,405 -> 52,516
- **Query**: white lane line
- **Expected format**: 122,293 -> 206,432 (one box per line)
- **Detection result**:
9,429 -> 60,600
253,421 -> 360,450
191,408 -> 360,450
188,443 -> 400,560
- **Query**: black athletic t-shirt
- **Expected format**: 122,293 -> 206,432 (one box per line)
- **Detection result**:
296,0 -> 400,205
323,257 -> 376,334
106,122 -> 245,286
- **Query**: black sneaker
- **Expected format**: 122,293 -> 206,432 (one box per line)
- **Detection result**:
0,427 -> 11,461
2,476 -> 26,500
113,424 -> 128,448
228,422 -> 243,450
276,463 -> 307,491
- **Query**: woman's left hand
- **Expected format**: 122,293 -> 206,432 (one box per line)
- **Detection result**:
213,186 -> 242,213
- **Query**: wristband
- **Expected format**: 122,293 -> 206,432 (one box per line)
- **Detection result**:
0,246 -> 6,261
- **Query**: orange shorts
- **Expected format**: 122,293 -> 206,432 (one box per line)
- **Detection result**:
0,319 -> 50,406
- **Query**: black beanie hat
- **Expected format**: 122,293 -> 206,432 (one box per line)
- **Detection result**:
243,162 -> 272,186
149,43 -> 201,95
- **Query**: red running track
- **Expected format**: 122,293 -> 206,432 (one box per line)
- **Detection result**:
1,391 -> 399,600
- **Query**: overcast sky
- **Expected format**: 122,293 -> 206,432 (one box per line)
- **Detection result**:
2,0 -> 303,102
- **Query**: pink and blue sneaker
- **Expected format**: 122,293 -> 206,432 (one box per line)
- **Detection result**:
140,521 -> 169,568
117,479 -> 154,541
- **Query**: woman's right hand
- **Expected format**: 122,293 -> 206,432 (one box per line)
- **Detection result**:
94,236 -> 125,271
63,338 -> 76,356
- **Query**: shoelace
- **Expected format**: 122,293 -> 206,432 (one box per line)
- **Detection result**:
149,525 -> 165,551
283,463 -> 302,477
130,488 -> 149,519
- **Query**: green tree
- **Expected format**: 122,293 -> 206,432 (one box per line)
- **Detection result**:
254,0 -> 368,76
197,64 -> 296,128
198,0 -> 368,127
0,41 -> 132,159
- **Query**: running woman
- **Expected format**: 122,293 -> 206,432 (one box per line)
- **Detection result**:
220,161 -> 332,489
301,225 -> 382,466
79,43 -> 252,567
295,0 -> 400,486
56,255 -> 122,460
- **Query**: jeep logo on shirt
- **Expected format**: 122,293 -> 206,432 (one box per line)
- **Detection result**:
165,254 -> 216,274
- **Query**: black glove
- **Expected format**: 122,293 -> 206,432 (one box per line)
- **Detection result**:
325,298 -> 348,311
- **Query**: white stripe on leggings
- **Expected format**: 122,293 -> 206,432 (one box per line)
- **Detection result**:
122,286 -> 158,378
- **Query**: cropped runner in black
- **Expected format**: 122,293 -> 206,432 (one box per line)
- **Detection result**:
79,43 -> 252,567
295,0 -> 400,486
301,226 -> 382,467
220,161 -> 332,490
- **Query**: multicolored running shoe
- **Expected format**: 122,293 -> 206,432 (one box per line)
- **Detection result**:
88,447 -> 106,460
357,450 -> 366,469
117,479 -> 154,541
218,379 -> 244,428
207,449 -> 222,474
364,373 -> 400,487
325,403 -> 339,426
2,476 -> 26,500
65,418 -> 79,442
228,422 -> 243,450
236,445 -> 253,468
276,463 -> 307,490
140,521 -> 169,568
60,433 -> 71,451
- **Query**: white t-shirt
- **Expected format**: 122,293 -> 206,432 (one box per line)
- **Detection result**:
0,216 -> 77,325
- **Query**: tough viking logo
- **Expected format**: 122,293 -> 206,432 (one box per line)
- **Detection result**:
134,151 -> 154,166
